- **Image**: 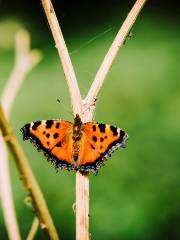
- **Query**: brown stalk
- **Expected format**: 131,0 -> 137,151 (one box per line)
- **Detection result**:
0,29 -> 42,240
0,105 -> 59,240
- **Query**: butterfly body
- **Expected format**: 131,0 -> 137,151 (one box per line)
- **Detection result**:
71,114 -> 84,163
21,114 -> 128,173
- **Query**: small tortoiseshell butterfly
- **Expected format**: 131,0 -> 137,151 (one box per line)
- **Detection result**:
21,114 -> 128,173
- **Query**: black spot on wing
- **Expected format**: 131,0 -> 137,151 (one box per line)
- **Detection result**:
92,136 -> 97,142
53,133 -> 59,139
56,141 -> 62,147
91,144 -> 95,150
56,122 -> 60,129
98,123 -> 106,133
46,133 -> 50,138
100,137 -> 104,142
32,121 -> 41,130
110,126 -> 118,136
92,125 -> 96,131
119,130 -> 125,142
46,120 -> 53,129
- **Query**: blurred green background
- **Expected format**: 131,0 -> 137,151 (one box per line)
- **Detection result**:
0,0 -> 180,239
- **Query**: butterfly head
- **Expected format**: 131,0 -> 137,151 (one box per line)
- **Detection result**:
74,114 -> 82,127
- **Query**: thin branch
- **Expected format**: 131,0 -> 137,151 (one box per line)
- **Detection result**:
77,1 -> 147,239
26,217 -> 39,240
1,30 -> 42,117
0,139 -> 21,240
76,172 -> 89,240
41,0 -> 82,115
84,0 -> 147,118
41,1 -> 147,240
0,105 -> 59,240
0,29 -> 42,240
41,1 -> 89,239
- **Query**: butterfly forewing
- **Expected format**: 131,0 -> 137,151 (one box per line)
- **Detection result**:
21,119 -> 73,167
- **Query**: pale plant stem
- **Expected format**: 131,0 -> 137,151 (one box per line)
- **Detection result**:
84,0 -> 147,117
0,30 -> 59,239
0,105 -> 59,240
76,172 -> 89,240
41,0 -> 82,115
41,0 -> 147,239
0,139 -> 21,240
41,1 -> 90,239
0,30 -> 42,240
2,31 -> 42,117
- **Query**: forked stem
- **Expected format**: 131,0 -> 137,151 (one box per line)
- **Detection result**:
0,29 -> 42,240
84,0 -> 147,117
41,0 -> 147,239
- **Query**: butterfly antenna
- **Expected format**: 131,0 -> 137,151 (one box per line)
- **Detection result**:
57,98 -> 73,118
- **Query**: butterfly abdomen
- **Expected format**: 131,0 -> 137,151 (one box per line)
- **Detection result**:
72,125 -> 83,163
72,143 -> 80,162
71,114 -> 84,163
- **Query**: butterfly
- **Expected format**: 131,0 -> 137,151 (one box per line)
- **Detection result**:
21,114 -> 128,173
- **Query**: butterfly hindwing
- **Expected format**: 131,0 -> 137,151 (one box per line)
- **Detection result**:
21,119 -> 74,168
50,134 -> 74,169
79,122 -> 128,171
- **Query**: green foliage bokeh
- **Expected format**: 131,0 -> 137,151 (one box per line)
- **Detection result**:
0,6 -> 180,240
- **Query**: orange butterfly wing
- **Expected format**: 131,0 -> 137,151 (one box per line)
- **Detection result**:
21,119 -> 75,169
50,134 -> 74,169
78,122 -> 128,172
21,117 -> 128,173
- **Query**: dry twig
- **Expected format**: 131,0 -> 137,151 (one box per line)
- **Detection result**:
0,105 -> 59,239
84,0 -> 147,119
41,0 -> 82,115
0,29 -> 42,240
1,30 -> 42,116
41,0 -> 147,239
0,30 -> 59,239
